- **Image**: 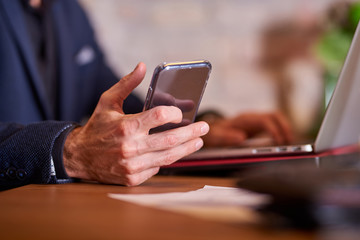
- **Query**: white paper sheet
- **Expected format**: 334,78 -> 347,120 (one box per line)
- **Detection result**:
109,185 -> 268,207
108,185 -> 270,223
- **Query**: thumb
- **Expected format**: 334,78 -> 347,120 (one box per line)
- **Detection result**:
106,62 -> 146,110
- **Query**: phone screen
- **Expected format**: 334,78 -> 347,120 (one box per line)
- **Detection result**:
144,60 -> 211,132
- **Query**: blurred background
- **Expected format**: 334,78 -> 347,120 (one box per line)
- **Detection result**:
79,0 -> 360,139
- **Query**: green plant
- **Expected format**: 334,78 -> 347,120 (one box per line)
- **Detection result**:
316,2 -> 360,105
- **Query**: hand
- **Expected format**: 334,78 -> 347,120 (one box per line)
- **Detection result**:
148,91 -> 195,133
202,112 -> 293,148
63,63 -> 209,186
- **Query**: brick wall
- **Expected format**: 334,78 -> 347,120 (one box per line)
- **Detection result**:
79,0 -> 338,125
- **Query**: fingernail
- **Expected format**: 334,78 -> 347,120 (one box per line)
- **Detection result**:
196,139 -> 204,150
133,62 -> 145,72
133,63 -> 140,72
201,123 -> 209,135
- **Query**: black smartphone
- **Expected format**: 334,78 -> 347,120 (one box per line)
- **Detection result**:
143,60 -> 212,133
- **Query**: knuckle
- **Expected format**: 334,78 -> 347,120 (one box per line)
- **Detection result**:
119,160 -> 138,175
123,176 -> 135,186
98,92 -> 107,102
117,118 -> 140,136
118,142 -> 136,159
162,151 -> 177,166
99,92 -> 111,105
153,107 -> 168,123
117,120 -> 129,136
164,134 -> 179,147
126,165 -> 138,175
153,167 -> 160,175
123,167 -> 160,187
186,139 -> 201,155
124,175 -> 141,187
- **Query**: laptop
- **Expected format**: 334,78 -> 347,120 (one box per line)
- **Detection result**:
169,21 -> 360,166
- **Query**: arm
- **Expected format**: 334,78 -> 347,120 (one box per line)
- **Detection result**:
0,121 -> 76,191
1,63 -> 209,189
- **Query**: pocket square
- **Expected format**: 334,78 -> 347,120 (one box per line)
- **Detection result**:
75,45 -> 95,66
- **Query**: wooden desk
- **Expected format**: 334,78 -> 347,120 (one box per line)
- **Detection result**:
0,176 -> 313,240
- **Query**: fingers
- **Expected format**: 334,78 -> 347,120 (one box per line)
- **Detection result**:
115,167 -> 160,187
113,137 -> 204,182
139,121 -> 209,154
137,106 -> 183,133
262,117 -> 285,144
118,121 -> 209,158
203,112 -> 293,147
124,167 -> 160,187
260,112 -> 293,145
102,62 -> 146,111
142,137 -> 204,168
94,165 -> 160,187
105,122 -> 208,186
270,112 -> 293,143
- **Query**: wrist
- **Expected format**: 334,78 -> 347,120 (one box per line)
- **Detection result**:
51,124 -> 77,179
63,127 -> 85,179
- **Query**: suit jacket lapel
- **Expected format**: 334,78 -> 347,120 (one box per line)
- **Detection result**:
0,0 -> 52,119
51,1 -> 79,121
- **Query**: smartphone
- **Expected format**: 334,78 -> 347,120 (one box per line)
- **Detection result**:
143,60 -> 212,133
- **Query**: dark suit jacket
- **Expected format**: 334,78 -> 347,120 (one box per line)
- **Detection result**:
0,0 -> 143,190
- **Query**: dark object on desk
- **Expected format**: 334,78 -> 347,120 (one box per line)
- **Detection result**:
237,158 -> 360,231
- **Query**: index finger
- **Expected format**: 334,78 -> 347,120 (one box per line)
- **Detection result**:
138,106 -> 183,133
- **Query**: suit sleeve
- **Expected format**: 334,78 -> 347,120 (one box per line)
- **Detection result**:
0,121 -> 77,191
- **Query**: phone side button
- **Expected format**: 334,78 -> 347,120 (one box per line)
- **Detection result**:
144,87 -> 153,110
